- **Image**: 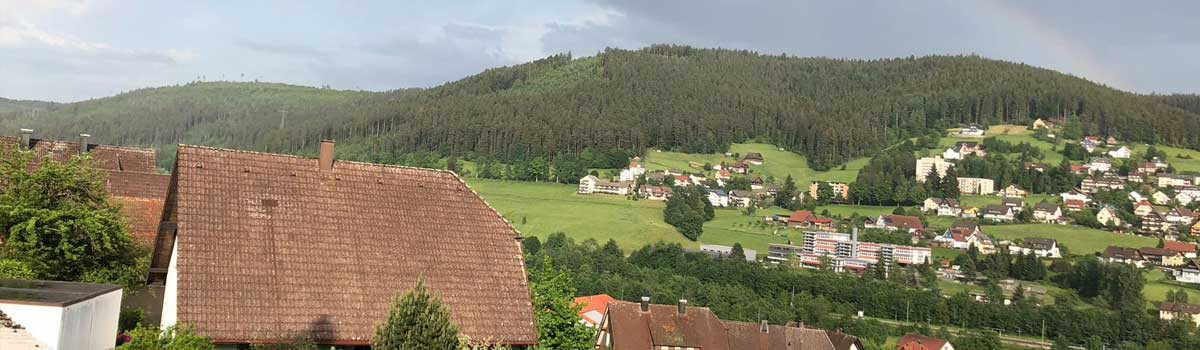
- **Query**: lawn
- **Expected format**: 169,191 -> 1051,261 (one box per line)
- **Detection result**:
939,132 -> 1063,165
644,143 -> 866,188
1143,268 -> 1200,308
983,224 -> 1158,256
1128,143 -> 1200,173
464,178 -> 791,253
958,194 -> 1058,210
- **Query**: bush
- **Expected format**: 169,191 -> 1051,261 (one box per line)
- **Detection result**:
119,324 -> 213,350
118,309 -> 146,334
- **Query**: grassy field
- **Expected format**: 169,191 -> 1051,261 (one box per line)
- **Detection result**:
464,178 -> 791,253
983,224 -> 1158,255
644,143 -> 866,188
1144,269 -> 1200,307
1129,143 -> 1200,173
957,194 -> 1058,209
939,129 -> 1063,165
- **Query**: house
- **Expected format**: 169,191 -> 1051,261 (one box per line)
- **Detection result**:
1001,197 -> 1025,212
674,175 -> 693,186
579,175 -> 599,194
1159,302 -> 1200,325
729,190 -> 753,207
1153,191 -> 1172,205
596,298 -> 849,350
639,185 -> 673,201
1061,190 -> 1091,203
1069,164 -> 1091,175
958,125 -> 985,137
1,131 -> 170,247
897,332 -> 954,350
147,142 -> 539,346
923,198 -> 962,217
865,214 -> 925,233
1139,247 -> 1186,267
982,205 -> 1015,222
1033,203 -> 1063,224
708,189 -> 731,207
730,161 -> 749,174
1173,259 -> 1200,284
573,294 -> 622,328
618,160 -> 646,181
1108,146 -> 1132,159
1087,157 -> 1114,173
1081,173 -> 1125,193
1080,137 -> 1101,153
957,177 -> 995,195
1165,241 -> 1199,259
1106,136 -> 1119,146
787,210 -> 836,231
933,222 -> 996,254
1032,118 -> 1050,129
1023,162 -> 1048,172
810,181 -> 850,201
1134,201 -> 1156,217
1166,207 -> 1196,226
1129,191 -> 1148,203
942,147 -> 962,160
915,157 -> 953,183
1160,174 -> 1192,188
715,168 -> 732,180
1096,206 -> 1123,226
700,244 -> 758,262
1141,212 -> 1173,234
743,152 -> 765,165
1102,246 -> 1145,267
1064,199 -> 1088,212
0,279 -> 122,350
954,141 -> 986,157
1009,238 -> 1061,258
998,184 -> 1028,198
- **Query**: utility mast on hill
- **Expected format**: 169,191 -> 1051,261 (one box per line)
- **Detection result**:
279,109 -> 287,129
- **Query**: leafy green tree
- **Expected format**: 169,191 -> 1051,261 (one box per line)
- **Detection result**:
0,259 -> 35,279
816,182 -> 834,205
0,148 -> 147,290
120,324 -> 214,350
730,243 -> 746,262
372,278 -> 461,350
529,260 -> 594,350
955,330 -> 1002,350
777,175 -> 797,209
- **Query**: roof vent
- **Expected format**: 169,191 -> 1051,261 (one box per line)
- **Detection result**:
639,297 -> 649,312
79,133 -> 90,155
19,129 -> 33,150
319,139 -> 336,171
677,299 -> 687,314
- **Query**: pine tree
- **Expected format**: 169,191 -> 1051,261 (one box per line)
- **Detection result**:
371,278 -> 460,350
777,175 -> 797,209
730,243 -> 746,262
940,167 -> 960,198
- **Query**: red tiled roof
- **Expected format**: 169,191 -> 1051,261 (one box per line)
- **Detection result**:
1064,199 -> 1086,208
606,302 -> 728,349
574,294 -> 621,325
723,321 -> 835,350
898,332 -> 949,350
155,145 -> 537,345
882,214 -> 924,230
0,136 -> 156,173
788,210 -> 815,223
1165,241 -> 1198,253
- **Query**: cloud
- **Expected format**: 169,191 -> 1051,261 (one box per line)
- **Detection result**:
237,39 -> 329,61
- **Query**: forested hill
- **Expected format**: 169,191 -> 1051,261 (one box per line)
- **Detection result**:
0,97 -> 57,115
3,45 -> 1199,170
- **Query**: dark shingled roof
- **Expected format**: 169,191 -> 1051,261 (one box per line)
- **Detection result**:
1161,302 -> 1200,315
723,321 -> 835,350
604,302 -> 729,349
1103,246 -> 1141,260
0,279 -> 121,307
154,145 -> 537,345
826,330 -> 864,350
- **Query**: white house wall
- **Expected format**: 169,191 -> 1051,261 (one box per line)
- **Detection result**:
0,302 -> 64,349
160,239 -> 180,330
61,289 -> 122,350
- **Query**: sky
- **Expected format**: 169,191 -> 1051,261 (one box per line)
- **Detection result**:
1,0 -> 1198,102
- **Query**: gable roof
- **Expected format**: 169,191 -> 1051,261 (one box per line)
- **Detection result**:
723,321 -> 835,350
0,135 -> 157,173
897,333 -> 949,350
826,330 -> 863,350
880,215 -> 924,230
605,302 -> 729,349
1034,202 -> 1060,212
574,294 -> 621,326
1023,238 -> 1057,249
1139,247 -> 1181,258
983,205 -> 1011,215
1165,241 -> 1198,254
155,145 -> 537,345
1103,246 -> 1141,260
1161,302 -> 1200,315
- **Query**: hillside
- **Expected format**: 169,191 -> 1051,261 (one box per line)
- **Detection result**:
0,97 -> 57,115
4,45 -> 1200,171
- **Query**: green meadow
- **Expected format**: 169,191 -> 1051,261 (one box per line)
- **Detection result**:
982,224 -> 1157,255
643,143 -> 867,187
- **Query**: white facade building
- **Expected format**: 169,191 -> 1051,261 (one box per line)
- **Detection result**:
0,279 -> 122,350
916,156 -> 954,183
957,177 -> 995,195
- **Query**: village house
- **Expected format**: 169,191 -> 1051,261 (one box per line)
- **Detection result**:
1087,157 -> 1114,173
1172,260 -> 1200,284
1102,246 -> 1145,267
1139,247 -> 1186,267
729,189 -> 753,207
1166,207 -> 1196,226
1080,136 -> 1101,153
1,131 -> 170,247
982,205 -> 1015,222
1033,202 -> 1064,224
1160,303 -> 1200,326
810,181 -> 850,201
730,161 -> 749,174
957,177 -> 996,195
1096,206 -> 1123,226
915,156 -> 953,183
1064,199 -> 1088,212
922,198 -> 962,217
1134,201 -> 1156,217
579,175 -> 633,195
1009,238 -> 1062,258
618,159 -> 646,181
1165,241 -> 1199,259
865,214 -> 925,233
707,189 -> 731,207
1001,197 -> 1025,212
1159,174 -> 1192,188
638,185 -> 673,201
743,152 -> 765,165
573,294 -> 623,328
715,168 -> 732,180
1069,164 -> 1091,175
787,210 -> 836,231
700,245 -> 757,262
646,171 -> 668,183
958,125 -> 985,137
1108,146 -> 1132,159
147,142 -> 539,347
1106,136 -> 1119,146
1153,191 -> 1172,205
998,184 -> 1028,198
897,332 -> 954,350
1023,162 -> 1048,172
1061,190 -> 1091,203
0,279 -> 123,350
596,298 -> 854,350
942,147 -> 962,160
673,175 -> 692,186
933,222 -> 996,254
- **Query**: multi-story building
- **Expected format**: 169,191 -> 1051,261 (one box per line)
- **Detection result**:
916,156 -> 953,183
809,181 -> 850,201
796,230 -> 932,270
957,177 -> 995,195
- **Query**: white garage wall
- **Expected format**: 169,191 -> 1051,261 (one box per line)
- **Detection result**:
0,302 -> 64,349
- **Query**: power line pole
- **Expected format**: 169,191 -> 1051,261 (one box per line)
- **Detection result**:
279,109 -> 287,129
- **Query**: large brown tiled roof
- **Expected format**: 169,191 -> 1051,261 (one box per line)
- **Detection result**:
723,321 -> 835,350
605,302 -> 728,349
0,136 -> 156,173
157,145 -> 536,345
898,332 -> 949,350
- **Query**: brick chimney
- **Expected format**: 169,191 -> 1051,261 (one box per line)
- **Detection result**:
19,129 -> 32,150
677,299 -> 687,314
319,139 -> 335,171
79,133 -> 91,155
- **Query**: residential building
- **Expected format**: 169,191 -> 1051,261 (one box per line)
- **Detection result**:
596,298 -> 850,350
1009,238 -> 1061,258
1081,137 -> 1101,153
1108,146 -> 1132,158
942,147 -> 962,160
1061,190 -> 1091,203
573,294 -> 622,328
1101,246 -> 1145,267
618,160 -> 646,181
787,210 -> 836,231
865,214 -> 925,233
933,222 -> 996,254
638,185 -> 673,201
1159,302 -> 1200,325
1088,157 -> 1114,173
1165,241 -> 1199,259
729,189 -> 753,207
922,198 -> 962,217
1141,212 -> 1173,234
1033,203 -> 1063,224
730,161 -> 749,174
982,205 -> 1015,222
1002,197 -> 1025,212
1172,260 -> 1200,284
1166,207 -> 1196,226
1106,136 -> 1120,146
766,243 -> 806,264
810,181 -> 850,201
1139,247 -> 1186,267
1134,201 -> 1155,217
1064,199 -> 1088,212
743,152 -> 765,165
1159,174 -> 1192,188
957,177 -> 995,195
800,231 -> 932,267
958,125 -> 985,137
1081,173 -> 1125,193
1096,206 -> 1123,226
700,244 -> 757,262
954,141 -> 986,157
1032,118 -> 1050,129
1153,191 -> 1172,205
915,156 -> 953,183
897,332 -> 954,350
1024,162 -> 1048,172
0,279 -> 122,350
998,184 -> 1028,198
148,142 -> 538,346
579,175 -> 632,195
708,189 -> 730,207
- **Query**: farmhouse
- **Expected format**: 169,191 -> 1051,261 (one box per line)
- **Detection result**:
743,152 -> 765,165
866,214 -> 925,233
998,184 -> 1028,198
787,210 -> 836,231
957,177 -> 995,195
1108,146 -> 1132,158
1160,303 -> 1200,326
915,156 -> 953,183
922,197 -> 962,217
147,142 -> 538,346
0,279 -> 122,350
638,185 -> 673,201
1009,238 -> 1061,258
